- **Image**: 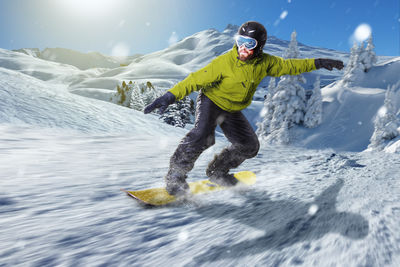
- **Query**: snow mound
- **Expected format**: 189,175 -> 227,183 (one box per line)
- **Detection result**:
0,48 -> 79,80
384,138 -> 400,153
295,57 -> 400,152
355,57 -> 400,89
0,67 -> 185,136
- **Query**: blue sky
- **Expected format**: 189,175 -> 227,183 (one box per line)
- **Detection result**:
0,0 -> 398,56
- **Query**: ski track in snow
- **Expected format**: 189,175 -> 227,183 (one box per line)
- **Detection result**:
0,126 -> 399,267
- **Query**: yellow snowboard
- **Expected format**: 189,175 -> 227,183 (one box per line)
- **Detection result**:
122,171 -> 256,206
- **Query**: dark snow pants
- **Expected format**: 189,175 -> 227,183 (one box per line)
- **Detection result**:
168,92 -> 260,177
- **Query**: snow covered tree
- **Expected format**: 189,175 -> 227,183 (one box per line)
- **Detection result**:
342,37 -> 376,86
110,81 -> 134,107
256,31 -> 307,144
129,81 -> 162,111
110,80 -> 162,110
256,74 -> 307,144
342,42 -> 364,87
256,77 -> 276,137
283,31 -> 300,59
304,76 -> 323,128
368,82 -> 400,150
116,79 -> 195,128
280,31 -> 307,126
359,35 -> 377,73
263,118 -> 290,145
160,96 -> 195,128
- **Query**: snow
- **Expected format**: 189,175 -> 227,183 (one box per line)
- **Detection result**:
384,138 -> 400,153
15,47 -> 124,70
280,10 -> 289,20
0,24 -> 399,266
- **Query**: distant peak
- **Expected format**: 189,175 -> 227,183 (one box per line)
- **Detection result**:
224,24 -> 239,32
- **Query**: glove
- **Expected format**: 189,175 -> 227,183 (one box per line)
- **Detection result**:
144,92 -> 176,114
315,58 -> 344,71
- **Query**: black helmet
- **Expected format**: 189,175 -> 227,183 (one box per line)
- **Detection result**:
238,21 -> 267,56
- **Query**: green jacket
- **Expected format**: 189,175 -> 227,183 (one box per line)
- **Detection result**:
169,45 -> 316,112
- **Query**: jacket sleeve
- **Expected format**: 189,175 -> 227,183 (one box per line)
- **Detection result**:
265,54 -> 316,77
168,58 -> 223,100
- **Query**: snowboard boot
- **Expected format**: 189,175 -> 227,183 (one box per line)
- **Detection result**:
208,171 -> 238,187
165,170 -> 190,197
206,149 -> 242,187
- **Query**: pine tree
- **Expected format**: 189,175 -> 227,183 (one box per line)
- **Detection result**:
256,77 -> 276,137
284,31 -> 300,59
360,35 -> 377,72
130,81 -> 161,111
256,30 -> 307,144
129,82 -> 146,110
160,96 -> 195,128
369,82 -> 400,150
110,80 -> 163,110
342,42 -> 364,87
280,30 -> 307,126
110,80 -> 134,107
146,81 -> 155,90
304,76 -> 323,128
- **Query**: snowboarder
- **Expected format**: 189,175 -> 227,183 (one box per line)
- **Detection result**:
144,21 -> 344,196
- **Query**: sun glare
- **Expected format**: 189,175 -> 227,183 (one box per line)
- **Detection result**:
56,0 -> 118,18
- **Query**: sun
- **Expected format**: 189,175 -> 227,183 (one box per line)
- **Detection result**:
55,0 -> 118,19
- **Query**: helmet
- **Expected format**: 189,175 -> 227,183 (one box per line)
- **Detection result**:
238,21 -> 267,56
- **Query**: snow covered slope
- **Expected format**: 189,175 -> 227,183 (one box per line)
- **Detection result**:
0,48 -> 108,87
293,57 -> 400,152
1,25 -> 399,152
14,47 -> 143,70
1,25 -> 400,267
0,67 -> 185,136
0,122 -> 399,267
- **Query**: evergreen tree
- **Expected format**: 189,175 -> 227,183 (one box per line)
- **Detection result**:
360,35 -> 377,72
256,31 -> 307,144
284,31 -> 300,59
280,31 -> 307,126
256,77 -> 276,137
369,82 -> 400,150
304,76 -> 323,128
160,96 -> 195,128
110,80 -> 162,110
116,79 -> 195,128
110,81 -> 134,107
146,81 -> 155,90
342,42 -> 364,87
130,81 -> 162,111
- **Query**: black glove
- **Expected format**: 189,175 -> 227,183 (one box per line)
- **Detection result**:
144,92 -> 176,114
315,58 -> 344,71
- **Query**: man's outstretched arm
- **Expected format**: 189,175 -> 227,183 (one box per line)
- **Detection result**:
144,57 -> 223,114
314,58 -> 344,70
265,54 -> 344,77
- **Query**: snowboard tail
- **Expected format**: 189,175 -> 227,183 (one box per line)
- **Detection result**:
123,171 -> 256,206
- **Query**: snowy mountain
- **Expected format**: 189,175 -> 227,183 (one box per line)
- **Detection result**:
14,47 -> 143,70
0,25 -> 399,266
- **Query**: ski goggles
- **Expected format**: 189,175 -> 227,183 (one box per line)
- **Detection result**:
235,35 -> 258,50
